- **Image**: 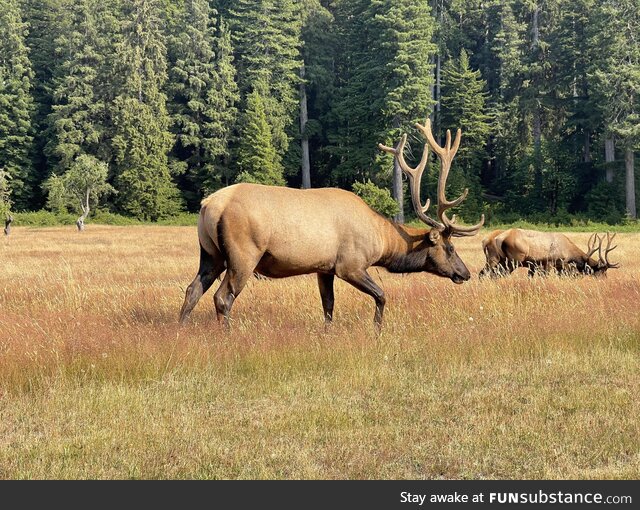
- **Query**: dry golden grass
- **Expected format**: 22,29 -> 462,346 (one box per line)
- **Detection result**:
0,226 -> 638,479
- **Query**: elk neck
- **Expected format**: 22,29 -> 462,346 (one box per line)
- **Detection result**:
375,221 -> 432,274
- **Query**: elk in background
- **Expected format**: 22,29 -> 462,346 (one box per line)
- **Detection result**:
179,119 -> 484,329
479,229 -> 620,278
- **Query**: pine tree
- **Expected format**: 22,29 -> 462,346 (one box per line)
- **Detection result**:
21,0 -> 67,207
332,0 -> 435,221
169,0 -> 217,204
207,19 -> 239,188
440,49 -> 491,220
235,82 -> 285,186
0,0 -> 36,210
45,0 -> 104,172
168,3 -> 238,208
592,0 -> 640,219
110,0 -> 182,220
228,0 -> 302,172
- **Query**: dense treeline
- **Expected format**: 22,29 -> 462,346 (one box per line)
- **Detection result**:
0,0 -> 638,224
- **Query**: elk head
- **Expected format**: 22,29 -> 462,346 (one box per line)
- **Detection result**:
584,232 -> 620,277
378,119 -> 484,283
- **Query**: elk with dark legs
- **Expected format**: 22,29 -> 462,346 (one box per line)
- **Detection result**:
479,229 -> 620,277
179,119 -> 484,329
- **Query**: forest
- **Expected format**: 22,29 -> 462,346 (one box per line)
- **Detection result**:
0,0 -> 639,225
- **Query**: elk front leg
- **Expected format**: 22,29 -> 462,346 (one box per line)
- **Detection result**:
317,273 -> 335,324
340,270 -> 386,329
179,246 -> 225,324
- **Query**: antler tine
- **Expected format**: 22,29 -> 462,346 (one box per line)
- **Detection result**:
603,232 -> 620,268
416,118 -> 484,237
585,233 -> 600,259
378,134 -> 442,229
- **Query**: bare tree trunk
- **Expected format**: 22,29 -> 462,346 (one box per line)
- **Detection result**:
531,2 -> 542,199
625,148 -> 636,219
4,215 -> 12,236
605,137 -> 615,183
583,129 -> 591,163
299,65 -> 311,189
533,110 -> 542,196
392,157 -> 404,224
77,188 -> 90,231
531,4 -> 540,46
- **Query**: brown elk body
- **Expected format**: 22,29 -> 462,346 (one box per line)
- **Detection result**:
179,119 -> 484,328
479,228 -> 619,277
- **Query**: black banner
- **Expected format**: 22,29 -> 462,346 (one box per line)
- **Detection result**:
2,480 -> 637,510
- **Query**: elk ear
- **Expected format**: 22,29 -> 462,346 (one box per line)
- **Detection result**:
428,229 -> 441,244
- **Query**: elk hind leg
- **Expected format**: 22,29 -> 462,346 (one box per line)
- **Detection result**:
213,264 -> 255,329
317,273 -> 335,325
179,245 -> 225,324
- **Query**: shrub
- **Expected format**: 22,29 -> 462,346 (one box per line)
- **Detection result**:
352,180 -> 399,218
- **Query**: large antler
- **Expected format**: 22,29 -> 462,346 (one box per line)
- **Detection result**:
377,133 -> 441,229
378,119 -> 484,237
598,232 -> 620,269
585,233 -> 601,260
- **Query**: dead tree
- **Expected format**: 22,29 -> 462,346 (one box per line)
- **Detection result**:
4,215 -> 13,236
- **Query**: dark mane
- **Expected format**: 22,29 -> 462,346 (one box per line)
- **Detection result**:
381,245 -> 429,274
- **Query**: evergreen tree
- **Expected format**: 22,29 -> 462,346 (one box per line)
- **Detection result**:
592,0 -> 640,219
208,19 -> 239,188
332,0 -> 436,221
168,3 -> 238,208
236,82 -> 285,186
228,0 -> 302,172
110,0 -> 182,220
21,0 -> 67,207
440,49 -> 491,220
45,0 -> 104,172
0,0 -> 36,210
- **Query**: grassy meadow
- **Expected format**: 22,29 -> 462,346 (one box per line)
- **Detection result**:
0,225 -> 638,479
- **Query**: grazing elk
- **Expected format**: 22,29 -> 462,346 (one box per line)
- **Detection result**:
179,119 -> 484,328
479,228 -> 620,278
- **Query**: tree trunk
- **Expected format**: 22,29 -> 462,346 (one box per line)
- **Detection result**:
625,148 -> 636,219
531,4 -> 540,46
392,157 -> 404,224
605,137 -> 615,183
583,129 -> 591,163
531,2 -> 542,199
4,215 -> 12,236
435,52 -> 441,133
299,65 -> 311,189
531,93 -> 542,193
77,188 -> 90,231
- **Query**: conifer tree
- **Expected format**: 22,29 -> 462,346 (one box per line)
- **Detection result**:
236,82 -> 285,186
21,0 -> 67,206
228,0 -> 302,170
110,0 -> 182,220
440,49 -> 491,220
592,0 -> 639,219
0,0 -> 36,210
46,0 -> 103,172
333,0 -> 435,221
207,19 -> 239,188
168,3 -> 238,207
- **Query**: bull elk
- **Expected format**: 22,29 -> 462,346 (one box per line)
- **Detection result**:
179,119 -> 484,328
479,228 -> 620,278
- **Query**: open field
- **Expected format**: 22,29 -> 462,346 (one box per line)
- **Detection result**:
0,226 -> 639,479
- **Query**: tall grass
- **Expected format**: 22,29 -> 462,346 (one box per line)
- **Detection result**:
0,226 -> 638,479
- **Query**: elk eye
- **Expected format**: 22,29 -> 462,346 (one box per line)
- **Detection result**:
446,245 -> 454,255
